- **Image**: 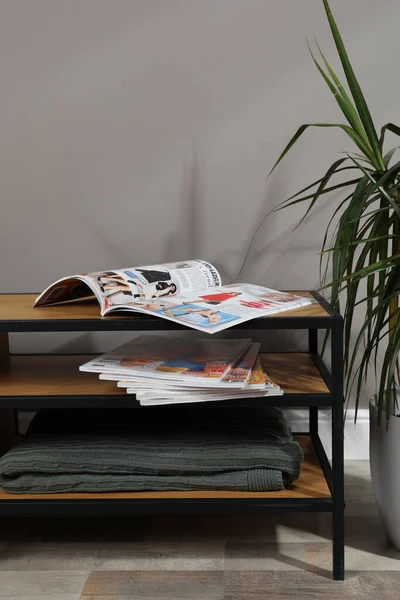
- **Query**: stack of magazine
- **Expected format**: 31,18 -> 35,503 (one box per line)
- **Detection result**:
80,335 -> 283,405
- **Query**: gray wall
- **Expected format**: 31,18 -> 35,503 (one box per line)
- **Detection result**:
0,0 -> 398,403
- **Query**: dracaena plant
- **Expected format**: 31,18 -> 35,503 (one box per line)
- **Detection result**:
241,0 -> 400,421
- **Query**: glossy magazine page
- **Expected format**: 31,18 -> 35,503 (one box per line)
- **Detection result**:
102,284 -> 315,334
34,259 -> 221,314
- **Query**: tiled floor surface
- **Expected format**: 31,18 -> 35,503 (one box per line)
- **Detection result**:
0,461 -> 399,599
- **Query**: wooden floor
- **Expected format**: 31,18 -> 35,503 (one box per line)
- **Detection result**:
0,462 -> 399,599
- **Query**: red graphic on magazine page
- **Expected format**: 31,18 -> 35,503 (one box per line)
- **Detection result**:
239,300 -> 276,309
195,291 -> 242,305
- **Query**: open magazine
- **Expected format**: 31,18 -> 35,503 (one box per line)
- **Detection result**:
34,259 -> 314,333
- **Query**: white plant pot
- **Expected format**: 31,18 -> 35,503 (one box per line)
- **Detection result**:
369,391 -> 400,549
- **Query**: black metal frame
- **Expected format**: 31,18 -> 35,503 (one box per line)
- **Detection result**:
0,291 -> 345,580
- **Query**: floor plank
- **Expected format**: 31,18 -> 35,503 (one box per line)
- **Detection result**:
80,571 -> 223,599
0,540 -> 224,572
0,596 -> 81,600
223,571 -> 400,600
0,571 -> 88,597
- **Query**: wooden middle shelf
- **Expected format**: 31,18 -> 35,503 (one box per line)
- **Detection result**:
0,353 -> 330,398
0,436 -> 330,500
0,293 -> 329,326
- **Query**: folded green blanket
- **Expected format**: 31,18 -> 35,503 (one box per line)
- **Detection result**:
0,407 -> 303,493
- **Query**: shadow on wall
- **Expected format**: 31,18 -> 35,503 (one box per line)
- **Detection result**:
162,143 -> 204,263
231,165 -> 338,290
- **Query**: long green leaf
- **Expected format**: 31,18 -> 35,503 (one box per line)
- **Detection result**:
268,123 -> 376,177
320,193 -> 353,287
296,160 -> 358,229
366,243 -> 379,347
350,235 -> 397,245
338,177 -> 374,365
346,298 -> 400,399
314,39 -> 371,148
352,315 -> 397,422
346,201 -> 394,224
345,211 -> 396,365
273,161 -> 357,208
321,253 -> 400,291
273,178 -> 361,213
383,147 -> 400,168
347,155 -> 400,219
372,264 -> 400,370
308,42 -> 374,162
379,317 -> 400,421
380,123 -> 400,149
347,282 -> 400,414
322,0 -> 385,170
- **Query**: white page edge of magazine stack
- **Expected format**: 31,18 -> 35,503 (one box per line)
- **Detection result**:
136,388 -> 284,406
101,371 -> 271,390
121,352 -> 283,405
128,385 -> 281,398
96,351 -> 283,405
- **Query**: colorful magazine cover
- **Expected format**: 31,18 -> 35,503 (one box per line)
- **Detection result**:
80,335 -> 251,385
102,343 -> 260,390
246,356 -> 274,390
220,343 -> 260,387
245,357 -> 267,390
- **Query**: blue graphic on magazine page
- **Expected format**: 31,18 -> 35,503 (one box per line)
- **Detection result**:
158,304 -> 239,328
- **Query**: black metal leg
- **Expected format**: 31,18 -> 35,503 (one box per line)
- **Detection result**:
308,328 -> 318,353
309,407 -> 318,434
308,329 -> 319,435
331,318 -> 345,580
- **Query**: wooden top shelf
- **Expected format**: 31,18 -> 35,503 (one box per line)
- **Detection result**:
0,436 -> 331,501
0,293 -> 336,332
0,353 -> 330,404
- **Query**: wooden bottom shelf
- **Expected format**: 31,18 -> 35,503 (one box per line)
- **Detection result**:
0,436 -> 330,501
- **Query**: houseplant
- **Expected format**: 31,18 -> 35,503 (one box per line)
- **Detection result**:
241,0 -> 400,545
